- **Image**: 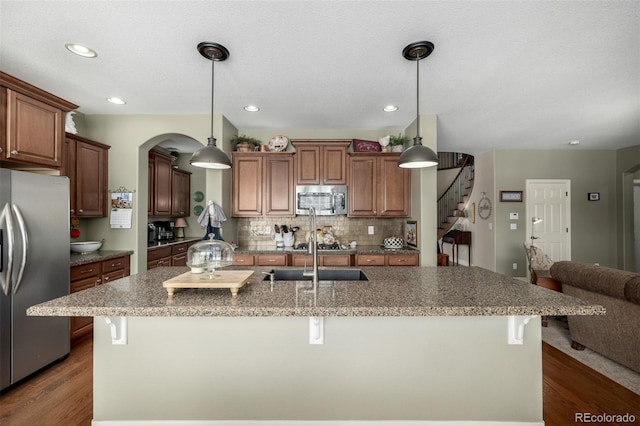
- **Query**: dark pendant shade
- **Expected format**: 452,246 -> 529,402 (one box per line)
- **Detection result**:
190,137 -> 231,169
398,136 -> 438,169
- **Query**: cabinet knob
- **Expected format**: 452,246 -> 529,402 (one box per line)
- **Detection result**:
11,150 -> 18,155
78,209 -> 84,213
104,276 -> 110,282
0,148 -> 3,153
96,279 -> 102,285
70,209 -> 75,213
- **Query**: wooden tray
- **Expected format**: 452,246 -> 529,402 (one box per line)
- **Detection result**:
163,270 -> 254,297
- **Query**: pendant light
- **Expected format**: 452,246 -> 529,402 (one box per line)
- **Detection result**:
190,42 -> 232,169
398,41 -> 439,169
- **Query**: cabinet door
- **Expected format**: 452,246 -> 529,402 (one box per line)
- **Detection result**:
355,254 -> 385,266
75,140 -> 108,217
5,89 -> 64,167
232,155 -> 263,216
256,254 -> 288,266
148,161 -> 154,216
62,137 -> 77,216
321,254 -> 351,266
153,153 -> 173,216
147,257 -> 172,269
295,145 -> 321,185
232,254 -> 255,266
348,156 -> 377,216
264,155 -> 294,216
387,253 -> 419,266
378,155 -> 411,217
291,254 -> 313,267
70,276 -> 96,340
171,169 -> 191,217
322,145 -> 347,185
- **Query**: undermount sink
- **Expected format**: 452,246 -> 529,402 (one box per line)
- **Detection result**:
263,269 -> 369,282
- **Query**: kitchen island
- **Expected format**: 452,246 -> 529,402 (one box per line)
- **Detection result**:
29,266 -> 603,425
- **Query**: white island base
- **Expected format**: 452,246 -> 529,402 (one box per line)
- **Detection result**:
92,315 -> 543,426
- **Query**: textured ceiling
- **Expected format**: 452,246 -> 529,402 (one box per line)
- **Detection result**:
1,0 -> 638,154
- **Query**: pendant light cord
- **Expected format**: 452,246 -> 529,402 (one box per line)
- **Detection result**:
210,57 -> 215,141
415,57 -> 421,139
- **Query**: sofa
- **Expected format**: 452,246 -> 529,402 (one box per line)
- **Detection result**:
550,261 -> 640,373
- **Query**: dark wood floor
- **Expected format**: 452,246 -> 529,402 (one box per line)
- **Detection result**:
1,336 -> 638,425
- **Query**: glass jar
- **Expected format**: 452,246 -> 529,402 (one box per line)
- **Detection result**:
186,239 -> 235,274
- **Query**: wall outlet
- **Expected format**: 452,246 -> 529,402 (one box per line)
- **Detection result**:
513,263 -> 518,270
265,225 -> 271,234
510,223 -> 517,230
368,226 -> 374,235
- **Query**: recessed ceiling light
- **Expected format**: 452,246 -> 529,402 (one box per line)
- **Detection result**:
65,43 -> 97,58
106,97 -> 126,105
244,105 -> 260,112
569,140 -> 580,146
383,105 -> 399,112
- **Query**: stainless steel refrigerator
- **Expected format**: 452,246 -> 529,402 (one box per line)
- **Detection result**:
0,169 -> 70,391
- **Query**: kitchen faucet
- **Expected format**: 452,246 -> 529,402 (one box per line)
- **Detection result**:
303,206 -> 319,288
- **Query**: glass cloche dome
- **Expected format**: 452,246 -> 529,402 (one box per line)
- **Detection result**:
186,237 -> 235,278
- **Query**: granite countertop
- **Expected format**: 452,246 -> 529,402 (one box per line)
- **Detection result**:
29,265 -> 604,318
70,250 -> 134,267
147,237 -> 202,250
234,245 -> 419,255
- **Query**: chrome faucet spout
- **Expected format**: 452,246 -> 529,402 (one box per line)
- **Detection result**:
302,207 -> 319,287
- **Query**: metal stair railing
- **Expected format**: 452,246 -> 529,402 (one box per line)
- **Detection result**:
437,153 -> 474,237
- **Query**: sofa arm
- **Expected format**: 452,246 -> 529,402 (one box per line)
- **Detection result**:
550,261 -> 640,304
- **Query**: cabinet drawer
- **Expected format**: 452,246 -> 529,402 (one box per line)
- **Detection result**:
291,254 -> 312,267
70,276 -> 99,293
102,269 -> 127,284
148,246 -> 172,262
355,254 -> 385,266
171,243 -> 191,255
321,254 -> 352,266
256,254 -> 288,266
147,256 -> 172,269
387,254 -> 419,266
172,253 -> 188,267
70,262 -> 102,281
102,256 -> 129,273
233,254 -> 255,266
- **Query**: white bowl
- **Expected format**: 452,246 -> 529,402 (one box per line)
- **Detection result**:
70,241 -> 103,254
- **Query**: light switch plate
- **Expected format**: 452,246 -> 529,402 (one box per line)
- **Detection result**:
368,226 -> 374,235
510,213 -> 519,220
510,223 -> 517,230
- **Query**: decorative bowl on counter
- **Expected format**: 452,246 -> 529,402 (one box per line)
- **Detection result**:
70,240 -> 103,253
383,236 -> 404,249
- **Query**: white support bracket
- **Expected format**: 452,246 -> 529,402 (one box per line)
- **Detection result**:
104,316 -> 128,345
507,315 -> 537,345
309,316 -> 324,345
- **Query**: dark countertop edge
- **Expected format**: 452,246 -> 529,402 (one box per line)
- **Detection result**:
70,250 -> 134,267
147,237 -> 202,250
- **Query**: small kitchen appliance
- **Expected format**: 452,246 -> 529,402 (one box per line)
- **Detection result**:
295,185 -> 347,215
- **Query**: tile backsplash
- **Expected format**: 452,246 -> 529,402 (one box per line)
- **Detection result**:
237,217 -> 406,249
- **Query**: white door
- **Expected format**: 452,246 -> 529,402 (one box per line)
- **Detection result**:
526,179 -> 571,262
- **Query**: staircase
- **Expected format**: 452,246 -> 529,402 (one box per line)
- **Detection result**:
437,153 -> 475,240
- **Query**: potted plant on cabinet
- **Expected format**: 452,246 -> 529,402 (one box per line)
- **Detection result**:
231,135 -> 262,152
389,134 -> 410,152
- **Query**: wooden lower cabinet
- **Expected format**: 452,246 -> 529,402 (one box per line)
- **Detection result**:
70,255 -> 130,341
291,254 -> 352,267
147,246 -> 172,269
355,253 -> 419,267
256,254 -> 288,266
232,254 -> 256,266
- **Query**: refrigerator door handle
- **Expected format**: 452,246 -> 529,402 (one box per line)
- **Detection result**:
11,204 -> 28,295
0,203 -> 14,296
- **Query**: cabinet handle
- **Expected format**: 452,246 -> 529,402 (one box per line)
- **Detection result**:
96,279 -> 102,285
111,262 -> 122,267
236,259 -> 245,262
80,268 -> 94,274
174,255 -> 186,260
0,148 -> 3,153
78,209 -> 84,213
366,259 -> 374,262
70,209 -> 75,213
398,259 -> 407,262
104,276 -> 110,282
267,259 -> 276,262
158,260 -> 166,265
11,150 -> 18,155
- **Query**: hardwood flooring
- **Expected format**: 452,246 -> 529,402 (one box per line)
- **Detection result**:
0,338 -> 638,425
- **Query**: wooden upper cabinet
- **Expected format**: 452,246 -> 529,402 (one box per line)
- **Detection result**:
348,153 -> 411,217
1,71 -> 77,168
232,153 -> 263,217
231,152 -> 294,217
63,133 -> 110,218
170,168 -> 191,217
150,150 -> 173,216
292,140 -> 349,185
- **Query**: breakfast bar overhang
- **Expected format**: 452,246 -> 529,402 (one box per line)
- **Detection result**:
28,266 -> 604,425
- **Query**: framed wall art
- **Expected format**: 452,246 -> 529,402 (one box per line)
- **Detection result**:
406,220 -> 418,248
499,190 -> 523,202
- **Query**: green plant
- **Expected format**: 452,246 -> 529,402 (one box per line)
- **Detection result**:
389,133 -> 410,146
231,134 -> 261,149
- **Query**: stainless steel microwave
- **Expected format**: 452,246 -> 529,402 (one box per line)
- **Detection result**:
295,185 -> 347,215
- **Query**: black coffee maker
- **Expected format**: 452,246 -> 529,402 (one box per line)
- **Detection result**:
147,223 -> 156,244
153,221 -> 174,241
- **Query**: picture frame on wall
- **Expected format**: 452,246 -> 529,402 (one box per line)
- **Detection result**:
499,190 -> 523,202
406,220 -> 418,248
